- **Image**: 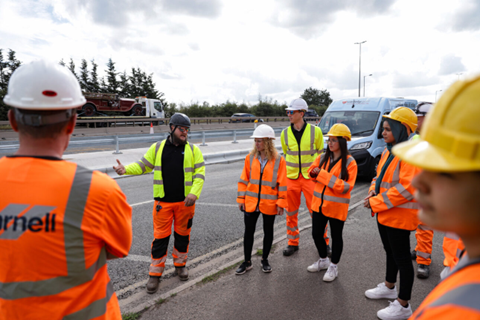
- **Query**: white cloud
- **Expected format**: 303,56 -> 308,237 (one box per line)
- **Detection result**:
1,0 -> 480,107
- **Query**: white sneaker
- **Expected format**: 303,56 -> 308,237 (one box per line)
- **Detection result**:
307,258 -> 330,272
377,300 -> 412,320
323,264 -> 338,282
365,282 -> 398,299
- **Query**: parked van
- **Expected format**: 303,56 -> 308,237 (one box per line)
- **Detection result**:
317,97 -> 418,179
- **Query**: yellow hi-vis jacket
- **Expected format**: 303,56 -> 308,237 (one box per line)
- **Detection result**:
281,123 -> 324,179
125,140 -> 205,199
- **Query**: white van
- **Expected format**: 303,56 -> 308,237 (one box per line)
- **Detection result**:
317,97 -> 417,179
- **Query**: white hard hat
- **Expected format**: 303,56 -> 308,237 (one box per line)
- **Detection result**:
415,102 -> 433,116
285,98 -> 308,111
3,59 -> 86,110
251,124 -> 275,139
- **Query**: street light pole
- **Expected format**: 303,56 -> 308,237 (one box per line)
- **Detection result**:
354,40 -> 367,97
363,73 -> 372,97
435,90 -> 443,102
456,72 -> 463,80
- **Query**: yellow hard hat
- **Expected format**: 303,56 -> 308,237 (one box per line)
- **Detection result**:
383,107 -> 418,133
326,123 -> 351,141
393,75 -> 480,171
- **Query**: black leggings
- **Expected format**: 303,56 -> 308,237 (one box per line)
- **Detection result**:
377,219 -> 414,301
244,212 -> 276,262
312,210 -> 345,264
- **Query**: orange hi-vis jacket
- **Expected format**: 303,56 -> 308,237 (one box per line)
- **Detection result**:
443,233 -> 465,268
308,154 -> 357,221
237,153 -> 288,215
369,148 -> 420,231
409,258 -> 480,319
0,157 -> 132,320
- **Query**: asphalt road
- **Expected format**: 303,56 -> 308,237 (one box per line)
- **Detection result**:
109,164 -> 446,320
107,162 -> 373,294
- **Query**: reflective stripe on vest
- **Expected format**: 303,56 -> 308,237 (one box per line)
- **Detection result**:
249,154 -> 281,190
63,281 -> 114,320
414,284 -> 480,319
141,157 -> 154,169
154,141 -> 196,187
0,166 -> 108,307
283,125 -> 317,156
245,191 -> 278,200
313,191 -> 350,204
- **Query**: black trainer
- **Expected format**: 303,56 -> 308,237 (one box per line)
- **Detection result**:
417,264 -> 430,279
283,245 -> 299,256
326,245 -> 332,258
411,250 -> 417,260
235,261 -> 253,275
261,259 -> 272,273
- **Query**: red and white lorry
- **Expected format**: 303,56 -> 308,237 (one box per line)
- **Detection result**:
78,93 -> 165,120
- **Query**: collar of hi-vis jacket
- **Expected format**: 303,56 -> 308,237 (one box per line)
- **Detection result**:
249,153 -> 281,190
283,123 -> 318,156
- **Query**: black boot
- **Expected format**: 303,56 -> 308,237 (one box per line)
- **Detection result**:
283,245 -> 299,256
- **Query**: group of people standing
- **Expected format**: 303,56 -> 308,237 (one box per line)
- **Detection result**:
235,97 -> 358,283
234,84 -> 480,319
1,60 -> 479,320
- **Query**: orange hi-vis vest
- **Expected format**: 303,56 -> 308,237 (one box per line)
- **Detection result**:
237,153 -> 288,215
0,157 -> 132,320
409,258 -> 480,319
309,154 -> 358,221
369,148 -> 420,231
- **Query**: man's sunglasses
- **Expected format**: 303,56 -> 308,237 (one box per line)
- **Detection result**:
177,127 -> 190,133
286,110 -> 301,115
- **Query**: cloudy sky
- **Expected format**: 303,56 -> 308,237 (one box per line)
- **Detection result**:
1,0 -> 479,106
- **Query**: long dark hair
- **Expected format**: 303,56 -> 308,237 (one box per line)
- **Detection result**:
318,137 -> 350,181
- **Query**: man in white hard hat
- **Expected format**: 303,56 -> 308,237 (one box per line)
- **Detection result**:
0,60 -> 132,320
410,102 -> 435,279
281,98 -> 327,256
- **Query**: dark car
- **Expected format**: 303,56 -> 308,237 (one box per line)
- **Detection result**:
229,113 -> 264,123
304,109 -> 319,121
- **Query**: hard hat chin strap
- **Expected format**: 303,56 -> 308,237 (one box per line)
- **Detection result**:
14,108 -> 75,127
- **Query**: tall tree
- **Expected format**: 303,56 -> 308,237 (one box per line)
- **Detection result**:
89,59 -> 100,92
59,58 -> 65,67
301,87 -> 332,107
68,58 -> 77,80
118,71 -> 130,97
79,59 -> 90,92
105,58 -> 119,93
0,49 -> 22,120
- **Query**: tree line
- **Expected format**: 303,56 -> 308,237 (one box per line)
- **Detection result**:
0,48 -> 333,121
165,89 -> 332,119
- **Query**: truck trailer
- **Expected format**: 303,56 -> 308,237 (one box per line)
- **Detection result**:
78,93 -> 165,120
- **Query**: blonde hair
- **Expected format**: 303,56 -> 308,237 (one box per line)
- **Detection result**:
250,138 -> 278,161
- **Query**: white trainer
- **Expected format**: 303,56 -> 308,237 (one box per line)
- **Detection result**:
323,264 -> 338,282
307,258 -> 330,272
377,300 -> 412,320
365,282 -> 398,299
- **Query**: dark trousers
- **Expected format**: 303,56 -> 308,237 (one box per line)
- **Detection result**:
377,219 -> 414,301
312,210 -> 345,264
244,212 -> 276,262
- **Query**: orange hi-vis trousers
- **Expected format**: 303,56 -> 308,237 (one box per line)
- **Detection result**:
149,201 -> 195,277
415,223 -> 434,266
286,175 -> 329,246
